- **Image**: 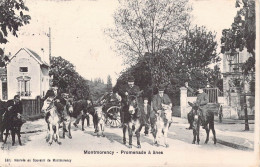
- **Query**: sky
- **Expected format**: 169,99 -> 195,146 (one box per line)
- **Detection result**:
3,0 -> 238,85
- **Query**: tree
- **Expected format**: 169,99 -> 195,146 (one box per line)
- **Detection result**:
106,75 -> 113,91
0,0 -> 31,64
106,0 -> 191,68
221,0 -> 255,75
114,25 -> 220,105
50,56 -> 90,100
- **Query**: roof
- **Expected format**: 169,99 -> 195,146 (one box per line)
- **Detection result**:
9,48 -> 49,67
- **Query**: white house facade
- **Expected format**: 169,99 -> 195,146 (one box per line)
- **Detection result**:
6,48 -> 50,100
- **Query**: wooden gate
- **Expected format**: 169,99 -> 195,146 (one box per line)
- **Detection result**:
187,88 -> 224,103
21,96 -> 44,116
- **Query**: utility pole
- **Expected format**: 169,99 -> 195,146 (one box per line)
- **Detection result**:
243,73 -> 249,131
49,27 -> 51,65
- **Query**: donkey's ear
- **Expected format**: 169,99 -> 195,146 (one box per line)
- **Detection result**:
188,102 -> 193,107
137,90 -> 144,96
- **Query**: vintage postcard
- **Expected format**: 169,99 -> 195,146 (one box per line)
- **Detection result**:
0,0 -> 259,166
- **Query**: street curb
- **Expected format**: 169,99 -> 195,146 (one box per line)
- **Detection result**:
216,139 -> 254,151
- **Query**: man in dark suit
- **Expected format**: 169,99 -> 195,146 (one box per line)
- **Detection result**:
5,95 -> 23,145
152,85 -> 172,114
151,84 -> 173,131
185,82 -> 209,129
118,75 -> 140,127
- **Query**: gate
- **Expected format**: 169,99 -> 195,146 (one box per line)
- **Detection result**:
187,88 -> 224,103
21,96 -> 44,116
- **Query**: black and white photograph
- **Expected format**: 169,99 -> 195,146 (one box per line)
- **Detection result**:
0,0 -> 259,166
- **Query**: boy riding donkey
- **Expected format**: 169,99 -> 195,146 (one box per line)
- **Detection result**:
185,82 -> 209,130
44,84 -> 68,131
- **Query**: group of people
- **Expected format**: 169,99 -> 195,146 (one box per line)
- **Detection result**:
43,75 -> 209,137
114,76 -> 173,135
113,76 -> 209,134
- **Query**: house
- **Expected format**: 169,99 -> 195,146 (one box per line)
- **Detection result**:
0,68 -> 7,100
6,48 -> 50,100
222,49 -> 255,119
179,48 -> 255,120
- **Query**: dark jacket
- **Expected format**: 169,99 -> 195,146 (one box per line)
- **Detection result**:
187,86 -> 209,110
4,99 -> 23,128
152,93 -> 172,112
118,84 -> 140,105
7,100 -> 23,115
44,89 -> 66,113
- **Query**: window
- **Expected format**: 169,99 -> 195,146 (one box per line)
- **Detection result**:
20,67 -> 28,72
17,76 -> 31,97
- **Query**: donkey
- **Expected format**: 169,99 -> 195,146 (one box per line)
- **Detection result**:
188,102 -> 216,145
151,104 -> 172,148
62,99 -> 74,139
42,97 -> 61,145
123,95 -> 143,148
94,106 -> 105,137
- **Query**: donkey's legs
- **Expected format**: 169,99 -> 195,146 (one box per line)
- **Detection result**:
196,125 -> 200,144
204,125 -> 210,144
163,127 -> 169,148
56,124 -> 61,145
123,125 -> 127,145
135,123 -> 142,148
4,129 -> 9,144
11,130 -> 16,146
209,122 -> 217,144
128,124 -> 133,148
62,122 -> 66,138
156,127 -> 162,146
16,127 -> 22,146
48,125 -> 53,145
0,129 -> 4,142
192,128 -> 196,144
101,124 -> 105,137
81,115 -> 85,131
68,121 -> 72,139
152,125 -> 157,145
46,124 -> 50,142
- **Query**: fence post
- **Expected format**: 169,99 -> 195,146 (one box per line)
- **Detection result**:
36,96 -> 41,115
180,87 -> 188,118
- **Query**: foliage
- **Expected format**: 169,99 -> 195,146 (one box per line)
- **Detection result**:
221,0 -> 255,75
114,25 -> 221,105
88,80 -> 108,102
106,75 -> 113,92
50,56 -> 90,100
0,0 -> 31,63
105,0 -> 192,66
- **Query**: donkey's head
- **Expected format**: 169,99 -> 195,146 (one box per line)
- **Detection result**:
66,99 -> 74,114
95,106 -> 103,119
128,95 -> 138,115
188,101 -> 200,115
41,97 -> 54,113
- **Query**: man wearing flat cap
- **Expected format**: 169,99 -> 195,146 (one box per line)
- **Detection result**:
151,84 -> 173,124
118,75 -> 140,127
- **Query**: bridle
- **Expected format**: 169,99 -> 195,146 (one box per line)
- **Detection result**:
127,95 -> 139,115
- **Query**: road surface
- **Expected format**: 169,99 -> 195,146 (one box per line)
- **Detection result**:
0,118 -> 257,167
